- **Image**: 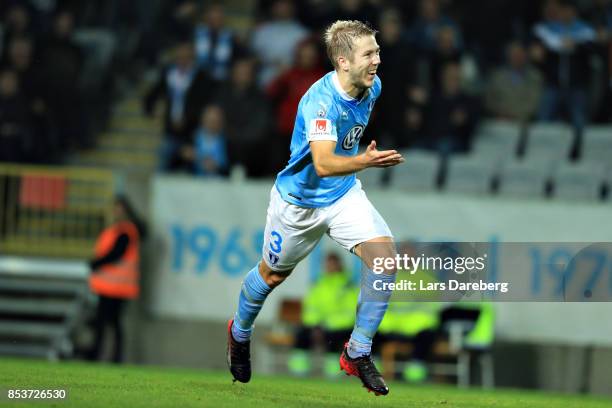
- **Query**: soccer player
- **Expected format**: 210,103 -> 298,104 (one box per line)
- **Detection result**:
227,20 -> 403,396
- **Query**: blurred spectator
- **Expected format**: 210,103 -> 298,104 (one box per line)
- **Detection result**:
327,0 -> 379,26
251,0 -> 309,87
0,69 -> 33,162
144,42 -> 216,172
88,196 -> 146,363
266,37 -> 325,151
213,58 -> 271,177
450,0 -> 537,71
427,25 -> 463,93
194,3 -> 245,81
288,252 -> 358,378
3,36 -> 42,104
1,4 -> 35,52
39,10 -> 87,150
485,41 -> 543,123
408,0 -> 462,54
587,0 -> 612,121
423,62 -> 479,155
398,97 -> 428,150
158,1 -> 198,48
183,104 -> 229,177
293,0 -> 334,30
372,8 -> 421,148
532,0 -> 595,132
1,36 -> 52,161
138,0 -> 199,65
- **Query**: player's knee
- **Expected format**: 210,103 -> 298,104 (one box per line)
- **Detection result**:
380,247 -> 398,274
265,273 -> 288,288
259,261 -> 292,288
359,240 -> 398,275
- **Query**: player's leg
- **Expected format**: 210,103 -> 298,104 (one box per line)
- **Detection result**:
327,182 -> 397,395
228,186 -> 327,383
230,260 -> 292,344
337,236 -> 396,396
349,236 -> 397,358
228,265 -> 297,383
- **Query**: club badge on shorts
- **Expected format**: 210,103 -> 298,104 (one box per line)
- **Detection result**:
268,251 -> 279,266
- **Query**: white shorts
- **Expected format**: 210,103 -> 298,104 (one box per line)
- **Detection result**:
262,180 -> 393,271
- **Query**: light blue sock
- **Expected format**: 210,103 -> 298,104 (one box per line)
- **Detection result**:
231,264 -> 272,343
348,271 -> 395,358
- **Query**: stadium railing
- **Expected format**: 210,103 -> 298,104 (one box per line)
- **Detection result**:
0,163 -> 114,259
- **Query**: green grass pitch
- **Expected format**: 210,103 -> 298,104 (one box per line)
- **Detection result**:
1,358 -> 611,407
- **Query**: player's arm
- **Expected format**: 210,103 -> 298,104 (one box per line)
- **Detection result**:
310,140 -> 404,177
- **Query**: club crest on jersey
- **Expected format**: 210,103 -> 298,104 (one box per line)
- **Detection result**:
342,125 -> 364,150
317,101 -> 327,117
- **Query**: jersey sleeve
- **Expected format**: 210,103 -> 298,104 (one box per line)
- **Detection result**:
301,92 -> 339,143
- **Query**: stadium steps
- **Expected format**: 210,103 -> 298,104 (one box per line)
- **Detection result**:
111,98 -> 143,117
0,277 -> 88,296
109,116 -> 161,132
0,298 -> 79,317
97,131 -> 161,150
0,321 -> 67,339
71,149 -> 157,171
0,257 -> 90,360
0,320 -> 70,359
70,95 -> 162,172
0,343 -> 56,359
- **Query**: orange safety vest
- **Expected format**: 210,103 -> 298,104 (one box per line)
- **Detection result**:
89,220 -> 140,299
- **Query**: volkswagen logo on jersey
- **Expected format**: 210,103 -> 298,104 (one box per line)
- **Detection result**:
342,125 -> 365,150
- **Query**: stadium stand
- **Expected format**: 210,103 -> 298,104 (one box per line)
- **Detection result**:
471,120 -> 522,160
358,166 -> 386,190
444,154 -> 498,195
388,150 -> 440,192
497,158 -> 555,199
70,97 -> 162,173
552,162 -> 608,202
0,256 -> 90,360
523,122 -> 575,161
581,125 -> 612,164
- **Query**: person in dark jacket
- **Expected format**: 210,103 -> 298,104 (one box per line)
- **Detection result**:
39,10 -> 86,150
212,58 -> 271,176
423,62 -> 479,155
144,41 -> 216,172
0,69 -> 33,162
531,0 -> 595,132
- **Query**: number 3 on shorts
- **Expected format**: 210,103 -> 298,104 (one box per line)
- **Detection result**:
269,231 -> 282,254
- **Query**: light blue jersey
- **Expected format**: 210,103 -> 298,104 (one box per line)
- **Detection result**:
275,71 -> 381,208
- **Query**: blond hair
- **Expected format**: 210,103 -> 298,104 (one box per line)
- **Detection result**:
324,20 -> 377,69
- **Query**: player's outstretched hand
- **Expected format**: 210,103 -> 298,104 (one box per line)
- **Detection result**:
363,140 -> 404,168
